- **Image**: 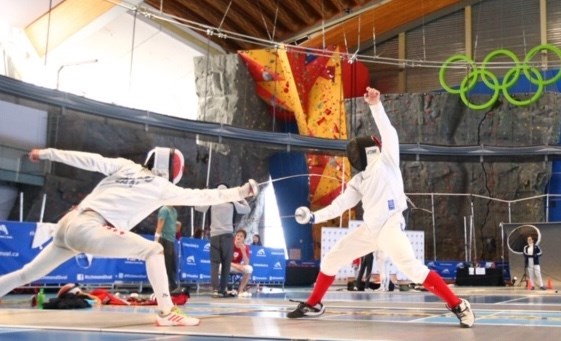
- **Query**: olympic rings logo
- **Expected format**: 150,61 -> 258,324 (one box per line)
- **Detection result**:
439,44 -> 561,110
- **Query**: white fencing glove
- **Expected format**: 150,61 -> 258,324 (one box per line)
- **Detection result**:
240,179 -> 259,198
294,206 -> 314,224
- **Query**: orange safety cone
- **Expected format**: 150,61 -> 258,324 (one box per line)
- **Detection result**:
547,278 -> 553,290
527,278 -> 533,290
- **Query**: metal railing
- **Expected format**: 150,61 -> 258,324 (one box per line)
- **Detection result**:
406,192 -> 560,262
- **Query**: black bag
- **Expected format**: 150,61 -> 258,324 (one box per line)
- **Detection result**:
43,293 -> 92,309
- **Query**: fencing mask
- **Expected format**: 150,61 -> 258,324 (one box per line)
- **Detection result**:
144,147 -> 185,184
57,283 -> 82,297
346,135 -> 382,171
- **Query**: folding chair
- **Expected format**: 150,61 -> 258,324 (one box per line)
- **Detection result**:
227,272 -> 242,291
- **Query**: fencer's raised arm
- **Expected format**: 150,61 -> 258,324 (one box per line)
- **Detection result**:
363,87 -> 400,166
29,148 -> 132,176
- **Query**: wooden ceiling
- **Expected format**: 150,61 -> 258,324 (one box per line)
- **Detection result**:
144,0 -> 469,53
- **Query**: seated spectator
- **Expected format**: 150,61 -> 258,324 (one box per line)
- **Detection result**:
252,234 -> 262,246
231,229 -> 253,297
193,228 -> 204,239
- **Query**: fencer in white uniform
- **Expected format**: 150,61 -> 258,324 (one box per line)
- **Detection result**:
0,147 -> 258,326
288,87 -> 475,328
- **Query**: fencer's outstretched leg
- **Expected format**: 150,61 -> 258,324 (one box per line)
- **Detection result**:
287,224 -> 376,319
68,211 -> 200,327
379,220 -> 475,328
0,243 -> 75,298
146,253 -> 199,326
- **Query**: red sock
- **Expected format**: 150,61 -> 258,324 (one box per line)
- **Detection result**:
422,270 -> 461,308
307,272 -> 335,306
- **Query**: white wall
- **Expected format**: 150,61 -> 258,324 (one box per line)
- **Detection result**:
0,100 -> 47,149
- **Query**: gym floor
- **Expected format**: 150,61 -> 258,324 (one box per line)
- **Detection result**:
1,284 -> 560,340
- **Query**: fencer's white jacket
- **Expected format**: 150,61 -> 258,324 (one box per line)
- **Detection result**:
313,102 -> 408,231
37,148 -> 249,231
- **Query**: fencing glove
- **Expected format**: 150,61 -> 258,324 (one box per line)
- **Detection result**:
295,206 -> 314,224
239,179 -> 259,198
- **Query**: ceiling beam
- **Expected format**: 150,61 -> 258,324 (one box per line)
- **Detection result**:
25,0 -> 119,56
300,0 -> 463,50
148,16 -> 225,55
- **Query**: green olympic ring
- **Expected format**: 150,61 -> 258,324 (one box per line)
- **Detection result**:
460,68 -> 500,111
439,54 -> 477,94
523,44 -> 561,86
480,49 -> 521,90
439,44 -> 561,110
502,66 -> 544,106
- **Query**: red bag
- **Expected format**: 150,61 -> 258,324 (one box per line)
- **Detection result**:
90,289 -> 130,305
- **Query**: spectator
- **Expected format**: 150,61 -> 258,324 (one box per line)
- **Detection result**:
523,235 -> 546,290
195,183 -> 251,298
230,229 -> 253,297
155,205 -> 181,292
193,228 -> 204,239
251,234 -> 262,246
353,252 -> 373,291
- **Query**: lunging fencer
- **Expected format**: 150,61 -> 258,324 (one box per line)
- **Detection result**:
0,147 -> 258,326
288,87 -> 475,328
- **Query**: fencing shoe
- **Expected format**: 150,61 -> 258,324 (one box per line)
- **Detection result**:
287,300 -> 325,318
447,299 -> 474,328
156,306 -> 200,326
238,291 -> 252,298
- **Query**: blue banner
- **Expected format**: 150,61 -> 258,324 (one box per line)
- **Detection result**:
178,240 -> 286,285
0,220 -> 118,284
45,254 -> 116,284
113,234 -> 153,283
425,259 -> 511,282
0,220 -> 36,272
249,246 -> 286,283
426,260 -> 465,281
0,221 -> 286,286
179,238 -> 211,283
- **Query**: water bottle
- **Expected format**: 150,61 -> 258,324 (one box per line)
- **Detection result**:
36,288 -> 45,309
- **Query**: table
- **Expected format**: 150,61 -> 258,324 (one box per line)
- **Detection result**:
455,267 -> 505,286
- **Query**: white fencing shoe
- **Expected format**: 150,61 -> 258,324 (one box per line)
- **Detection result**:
447,299 -> 475,328
156,307 -> 200,326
